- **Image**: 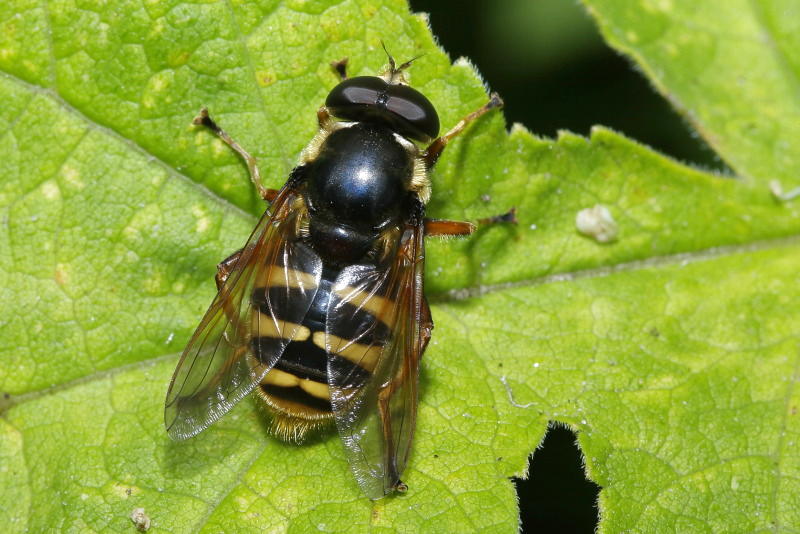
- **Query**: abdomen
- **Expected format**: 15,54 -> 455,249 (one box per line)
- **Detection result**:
252,269 -> 377,442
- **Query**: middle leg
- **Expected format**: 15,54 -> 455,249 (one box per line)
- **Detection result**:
424,209 -> 517,237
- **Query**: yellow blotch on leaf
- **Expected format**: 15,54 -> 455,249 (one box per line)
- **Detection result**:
62,164 -> 85,190
191,204 -> 212,233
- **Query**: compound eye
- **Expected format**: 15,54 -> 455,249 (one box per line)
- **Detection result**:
384,83 -> 439,141
326,76 -> 440,142
326,76 -> 386,110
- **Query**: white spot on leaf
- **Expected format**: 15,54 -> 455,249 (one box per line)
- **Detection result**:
62,164 -> 84,189
130,508 -> 151,532
41,181 -> 60,200
576,204 -> 618,243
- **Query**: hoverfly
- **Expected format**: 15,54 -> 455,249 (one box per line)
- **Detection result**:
164,48 -> 503,499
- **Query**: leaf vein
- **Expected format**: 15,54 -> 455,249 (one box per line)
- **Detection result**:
0,70 -> 256,225
38,0 -> 57,88
432,234 -> 800,302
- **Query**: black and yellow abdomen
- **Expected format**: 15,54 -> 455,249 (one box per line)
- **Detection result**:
251,267 -> 387,442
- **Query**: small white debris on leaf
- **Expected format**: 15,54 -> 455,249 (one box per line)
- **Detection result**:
130,508 -> 151,532
769,180 -> 800,202
575,204 -> 618,243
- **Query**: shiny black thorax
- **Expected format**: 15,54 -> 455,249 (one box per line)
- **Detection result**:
300,121 -> 415,266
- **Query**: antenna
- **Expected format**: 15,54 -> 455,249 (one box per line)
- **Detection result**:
380,41 -> 425,83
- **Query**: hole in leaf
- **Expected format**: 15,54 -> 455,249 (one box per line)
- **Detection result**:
410,0 -> 729,171
514,424 -> 600,533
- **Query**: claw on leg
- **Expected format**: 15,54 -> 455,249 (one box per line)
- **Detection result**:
331,57 -> 349,81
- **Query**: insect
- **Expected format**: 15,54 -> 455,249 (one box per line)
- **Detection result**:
164,48 -> 503,499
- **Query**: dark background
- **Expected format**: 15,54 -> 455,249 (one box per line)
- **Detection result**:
411,0 -> 724,170
408,0 -> 724,531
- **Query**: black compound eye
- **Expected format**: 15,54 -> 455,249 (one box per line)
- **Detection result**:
326,76 -> 386,110
326,76 -> 440,142
384,83 -> 439,139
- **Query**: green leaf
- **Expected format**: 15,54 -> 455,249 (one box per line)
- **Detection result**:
581,0 -> 800,189
0,0 -> 798,532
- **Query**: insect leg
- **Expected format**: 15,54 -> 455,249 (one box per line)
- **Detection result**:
423,93 -> 504,169
262,189 -> 279,203
330,57 -> 349,80
419,297 -> 433,355
477,207 -> 518,226
424,219 -> 476,237
317,107 -> 333,129
425,208 -> 517,237
377,380 -> 405,493
193,108 -> 275,201
214,249 -> 248,339
373,298 -> 431,495
215,249 -> 243,291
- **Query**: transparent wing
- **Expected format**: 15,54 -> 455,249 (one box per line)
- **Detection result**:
165,186 -> 322,440
326,223 -> 427,499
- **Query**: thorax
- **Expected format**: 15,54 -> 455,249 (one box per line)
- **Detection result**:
300,122 -> 417,265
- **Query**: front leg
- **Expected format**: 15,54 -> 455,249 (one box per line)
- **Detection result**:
193,108 -> 279,202
423,93 -> 504,169
330,57 -> 349,80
